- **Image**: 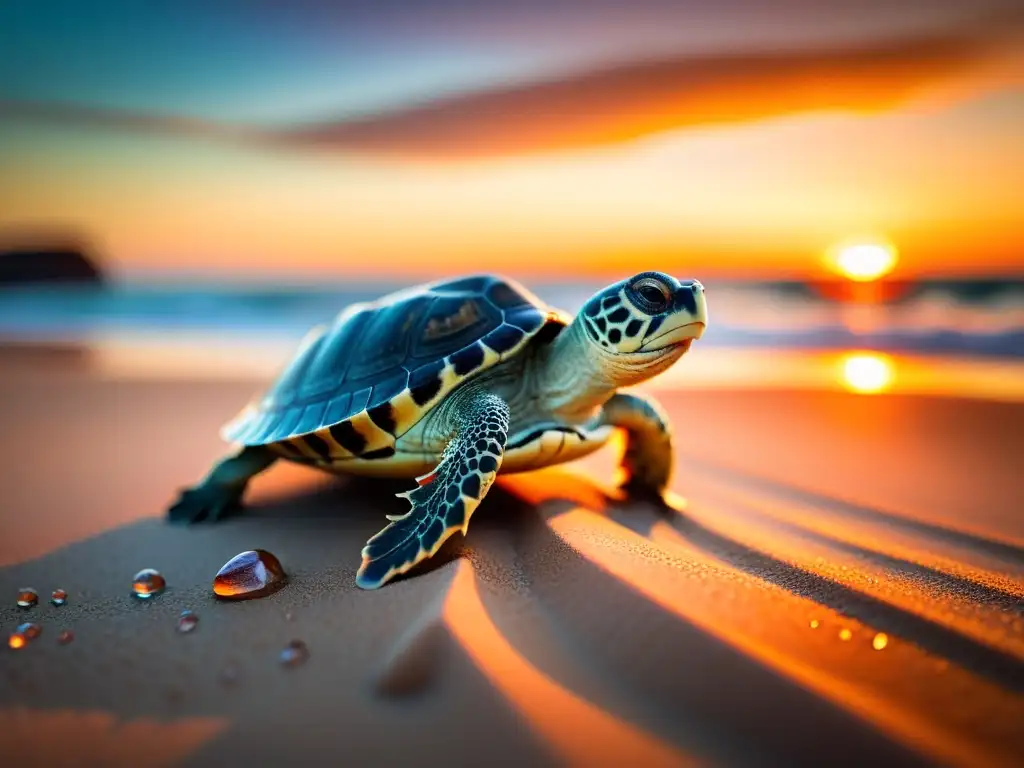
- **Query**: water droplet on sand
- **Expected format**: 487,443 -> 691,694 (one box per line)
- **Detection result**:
16,588 -> 38,608
177,610 -> 199,633
838,628 -> 853,641
280,639 -> 308,667
57,630 -> 74,645
9,623 -> 41,649
213,550 -> 286,600
51,589 -> 68,606
809,619 -> 820,629
872,632 -> 888,650
132,568 -> 166,599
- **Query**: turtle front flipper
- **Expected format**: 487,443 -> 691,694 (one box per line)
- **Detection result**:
356,392 -> 509,589
167,445 -> 277,524
601,393 -> 674,503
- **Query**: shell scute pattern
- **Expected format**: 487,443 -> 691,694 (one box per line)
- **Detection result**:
481,325 -> 525,355
323,392 -> 352,425
295,402 -> 327,434
369,371 -> 409,410
349,386 -> 373,414
487,280 -> 528,309
409,360 -> 446,406
221,275 -> 564,460
301,431 -> 333,459
450,342 -> 486,376
367,402 -> 397,435
329,420 -> 367,455
295,312 -> 367,401
505,307 -> 545,333
345,299 -> 424,382
439,275 -> 491,294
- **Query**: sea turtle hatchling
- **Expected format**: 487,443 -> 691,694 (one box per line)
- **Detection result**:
168,271 -> 708,589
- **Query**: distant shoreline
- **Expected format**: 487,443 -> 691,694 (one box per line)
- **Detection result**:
2,279 -> 1021,359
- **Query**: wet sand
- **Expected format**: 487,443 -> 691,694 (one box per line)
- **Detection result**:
1,362 -> 1022,767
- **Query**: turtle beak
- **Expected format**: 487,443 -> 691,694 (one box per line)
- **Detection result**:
639,321 -> 704,351
676,280 -> 708,323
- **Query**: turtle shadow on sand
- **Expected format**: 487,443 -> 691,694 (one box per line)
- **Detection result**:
208,472 -> 476,584
200,471 -> 542,584
219,467 -> 678,584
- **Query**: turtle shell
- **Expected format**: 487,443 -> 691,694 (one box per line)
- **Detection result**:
221,274 -> 568,460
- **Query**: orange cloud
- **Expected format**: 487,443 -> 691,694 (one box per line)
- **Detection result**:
274,31 -> 1019,158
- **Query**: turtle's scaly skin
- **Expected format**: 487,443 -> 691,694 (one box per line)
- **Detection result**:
168,271 -> 709,589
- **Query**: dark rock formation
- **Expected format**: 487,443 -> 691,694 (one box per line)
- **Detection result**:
0,241 -> 105,286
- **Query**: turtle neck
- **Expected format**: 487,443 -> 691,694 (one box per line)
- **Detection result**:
533,320 -> 619,422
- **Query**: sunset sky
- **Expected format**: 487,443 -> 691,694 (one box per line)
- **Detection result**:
1,0 -> 1022,281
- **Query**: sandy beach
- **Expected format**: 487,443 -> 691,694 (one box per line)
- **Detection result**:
1,359 -> 1022,767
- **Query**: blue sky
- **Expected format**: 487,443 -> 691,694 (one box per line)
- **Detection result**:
4,0 -> 1017,123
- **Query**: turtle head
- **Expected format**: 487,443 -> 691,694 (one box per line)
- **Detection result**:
578,271 -> 707,381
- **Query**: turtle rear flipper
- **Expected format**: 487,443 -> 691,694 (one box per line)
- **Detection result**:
601,392 -> 675,507
356,392 -> 509,589
167,445 -> 277,524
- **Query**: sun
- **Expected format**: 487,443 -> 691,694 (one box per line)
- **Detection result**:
826,238 -> 898,282
839,352 -> 894,394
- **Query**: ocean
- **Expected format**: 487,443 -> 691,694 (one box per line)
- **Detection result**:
1,278 -> 1021,358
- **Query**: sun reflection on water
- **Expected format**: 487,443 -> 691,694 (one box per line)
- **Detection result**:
839,352 -> 894,394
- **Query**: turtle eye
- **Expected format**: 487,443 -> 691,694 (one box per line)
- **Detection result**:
629,277 -> 672,313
